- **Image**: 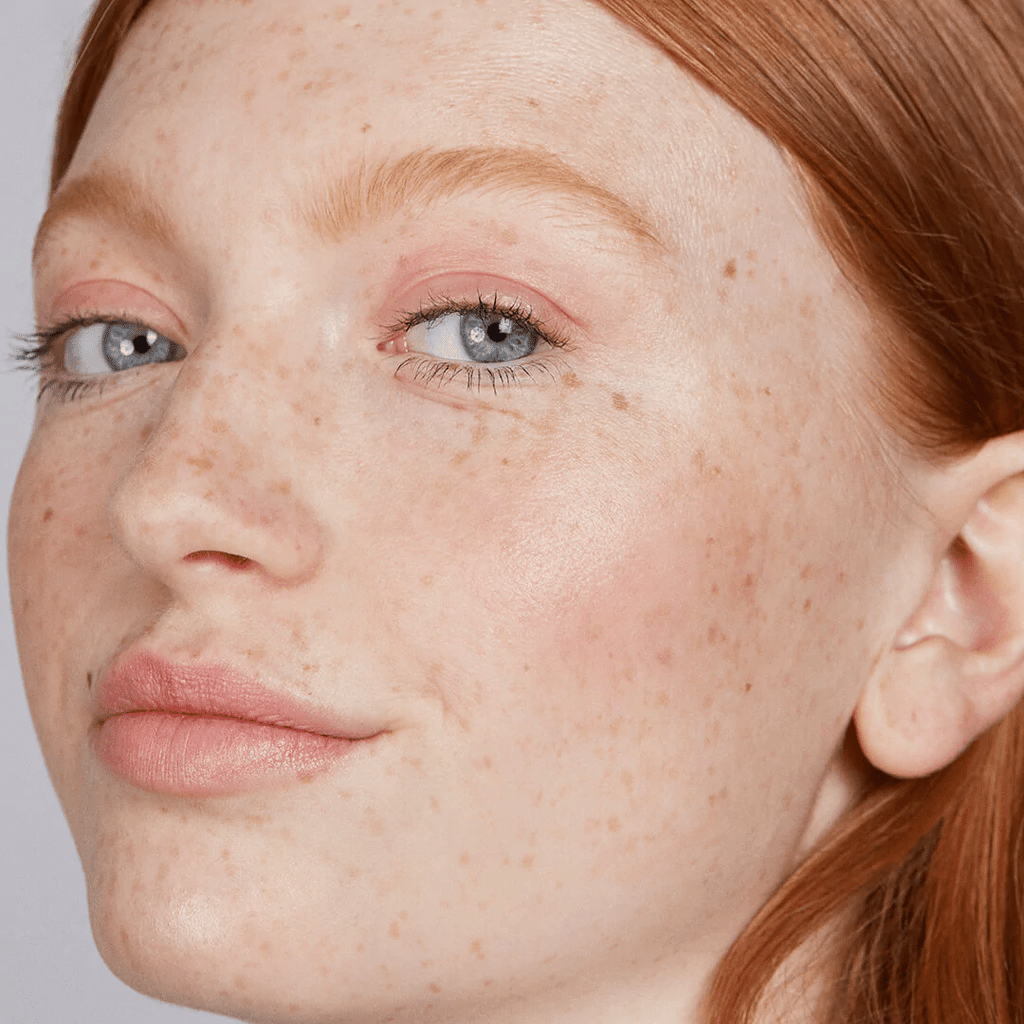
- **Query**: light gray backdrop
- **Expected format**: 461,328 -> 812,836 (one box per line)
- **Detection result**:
2,3 -> 229,1021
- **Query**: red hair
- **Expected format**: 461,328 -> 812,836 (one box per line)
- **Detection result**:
47,1 -> 1024,1020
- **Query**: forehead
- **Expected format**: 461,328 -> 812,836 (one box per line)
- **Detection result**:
66,0 -> 808,262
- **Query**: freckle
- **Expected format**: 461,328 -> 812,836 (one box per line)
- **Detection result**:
42,507 -> 53,523
561,371 -> 582,388
389,921 -> 400,939
460,852 -> 470,865
704,721 -> 721,749
612,392 -> 629,411
800,563 -> 812,580
803,598 -> 812,613
723,258 -> 737,279
187,455 -> 214,471
361,122 -> 372,133
655,690 -> 669,706
522,855 -> 535,869
607,816 -> 621,832
451,450 -> 470,466
655,647 -> 672,666
429,983 -> 442,993
744,682 -> 752,692
763,387 -> 772,397
857,618 -> 866,631
314,416 -> 322,426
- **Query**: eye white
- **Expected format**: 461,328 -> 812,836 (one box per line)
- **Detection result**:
64,323 -> 114,375
404,314 -> 467,361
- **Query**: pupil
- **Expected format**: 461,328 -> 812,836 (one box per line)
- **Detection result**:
487,321 -> 509,343
132,334 -> 151,354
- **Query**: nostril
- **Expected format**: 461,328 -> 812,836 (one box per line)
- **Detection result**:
183,551 -> 254,569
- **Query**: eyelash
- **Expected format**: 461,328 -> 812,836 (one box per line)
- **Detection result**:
12,311 -> 126,403
11,294 -> 570,404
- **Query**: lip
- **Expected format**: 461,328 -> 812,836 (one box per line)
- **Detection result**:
93,650 -> 381,797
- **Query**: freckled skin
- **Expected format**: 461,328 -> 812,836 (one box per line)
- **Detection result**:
9,1 -> 942,1023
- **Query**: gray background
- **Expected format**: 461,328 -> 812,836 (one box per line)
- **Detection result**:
2,2 -> 228,1021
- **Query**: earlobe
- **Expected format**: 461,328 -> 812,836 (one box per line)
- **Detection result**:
855,452 -> 1024,779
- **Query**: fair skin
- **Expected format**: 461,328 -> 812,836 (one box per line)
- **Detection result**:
11,0 -> 1024,1022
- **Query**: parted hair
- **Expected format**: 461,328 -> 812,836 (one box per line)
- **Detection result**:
49,1 -> 1024,1021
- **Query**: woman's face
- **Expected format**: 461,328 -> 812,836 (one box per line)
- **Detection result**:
10,0 -> 928,1020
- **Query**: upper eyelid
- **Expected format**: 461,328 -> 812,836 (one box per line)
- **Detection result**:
387,297 -> 569,348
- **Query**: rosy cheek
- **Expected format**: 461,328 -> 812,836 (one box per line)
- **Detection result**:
9,423 -> 127,772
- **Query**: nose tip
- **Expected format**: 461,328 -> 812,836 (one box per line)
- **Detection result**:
108,441 -> 326,592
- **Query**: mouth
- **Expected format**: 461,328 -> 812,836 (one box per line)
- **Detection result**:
92,650 -> 384,797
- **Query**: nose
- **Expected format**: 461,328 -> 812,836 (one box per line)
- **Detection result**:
108,339 -> 326,594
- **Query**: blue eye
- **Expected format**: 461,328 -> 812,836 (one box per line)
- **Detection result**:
64,321 -> 184,375
405,309 -> 539,363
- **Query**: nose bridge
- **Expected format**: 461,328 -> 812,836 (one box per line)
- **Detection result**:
108,319 -> 327,588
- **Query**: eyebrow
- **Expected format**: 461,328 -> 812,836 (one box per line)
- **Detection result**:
298,146 -> 665,251
33,145 -> 665,268
33,170 -> 178,269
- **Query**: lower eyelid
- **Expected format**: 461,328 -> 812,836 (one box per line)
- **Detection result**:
392,354 -> 566,393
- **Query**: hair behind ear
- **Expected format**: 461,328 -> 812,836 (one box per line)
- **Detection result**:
701,708 -> 1024,1024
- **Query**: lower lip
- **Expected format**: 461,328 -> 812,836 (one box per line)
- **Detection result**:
96,712 -> 359,796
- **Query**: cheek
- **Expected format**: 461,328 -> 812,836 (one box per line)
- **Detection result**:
7,411 -> 153,801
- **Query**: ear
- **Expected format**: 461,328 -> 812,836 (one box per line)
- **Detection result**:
855,434 -> 1024,779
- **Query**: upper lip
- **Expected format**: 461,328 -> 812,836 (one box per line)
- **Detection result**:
95,649 -> 379,739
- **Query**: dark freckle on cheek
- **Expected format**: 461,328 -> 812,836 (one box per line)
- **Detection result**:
42,507 -> 54,523
562,372 -> 583,389
724,258 -> 737,279
612,392 -> 629,411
